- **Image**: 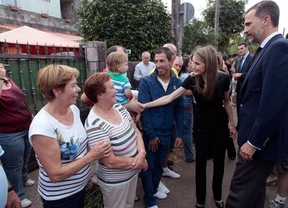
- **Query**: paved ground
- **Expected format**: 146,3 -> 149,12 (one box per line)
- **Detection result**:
25,149 -> 286,208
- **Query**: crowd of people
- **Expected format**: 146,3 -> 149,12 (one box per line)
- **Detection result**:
1,1 -> 288,208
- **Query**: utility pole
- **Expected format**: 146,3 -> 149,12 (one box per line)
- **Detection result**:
214,0 -> 220,50
171,0 -> 180,51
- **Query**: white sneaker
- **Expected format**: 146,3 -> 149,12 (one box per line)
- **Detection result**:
269,200 -> 285,208
153,190 -> 167,199
21,198 -> 32,208
147,206 -> 159,208
162,168 -> 180,179
24,179 -> 35,187
158,181 -> 170,194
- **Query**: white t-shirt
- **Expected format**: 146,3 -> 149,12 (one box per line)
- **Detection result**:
29,105 -> 90,201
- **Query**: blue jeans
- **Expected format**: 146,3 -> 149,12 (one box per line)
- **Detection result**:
0,131 -> 32,200
183,108 -> 194,162
141,133 -> 171,207
41,188 -> 85,208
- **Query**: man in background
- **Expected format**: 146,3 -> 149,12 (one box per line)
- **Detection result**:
233,42 -> 253,118
134,51 -> 155,81
172,56 -> 183,74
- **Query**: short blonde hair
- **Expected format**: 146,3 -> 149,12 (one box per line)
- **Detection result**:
106,51 -> 128,72
37,64 -> 79,101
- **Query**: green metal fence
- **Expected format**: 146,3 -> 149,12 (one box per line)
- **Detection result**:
0,42 -> 87,171
0,43 -> 87,114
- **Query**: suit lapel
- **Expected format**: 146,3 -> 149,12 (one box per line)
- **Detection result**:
240,34 -> 283,95
240,56 -> 248,72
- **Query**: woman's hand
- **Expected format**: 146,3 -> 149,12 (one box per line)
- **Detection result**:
124,98 -> 144,113
229,126 -> 237,139
142,159 -> 148,171
138,102 -> 146,110
131,150 -> 147,170
88,141 -> 112,160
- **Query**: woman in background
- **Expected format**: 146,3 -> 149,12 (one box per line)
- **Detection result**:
217,52 -> 237,160
0,63 -> 34,208
178,55 -> 195,163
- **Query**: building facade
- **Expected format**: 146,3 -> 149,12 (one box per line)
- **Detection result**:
0,0 -> 81,34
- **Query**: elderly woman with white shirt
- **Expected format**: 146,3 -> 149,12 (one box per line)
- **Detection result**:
29,64 -> 112,208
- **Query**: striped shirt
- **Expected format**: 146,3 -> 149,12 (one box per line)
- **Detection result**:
85,104 -> 138,185
28,105 -> 90,201
106,71 -> 132,105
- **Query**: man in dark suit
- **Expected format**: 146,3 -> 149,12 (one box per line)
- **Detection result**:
226,1 -> 288,208
233,42 -> 253,117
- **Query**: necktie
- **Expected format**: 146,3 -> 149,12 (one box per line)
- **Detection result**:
252,47 -> 262,63
238,57 -> 244,72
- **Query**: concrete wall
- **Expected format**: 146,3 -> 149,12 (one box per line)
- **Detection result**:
0,4 -> 79,34
17,0 -> 61,18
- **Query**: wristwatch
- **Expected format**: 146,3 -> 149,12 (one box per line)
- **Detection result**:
8,184 -> 14,192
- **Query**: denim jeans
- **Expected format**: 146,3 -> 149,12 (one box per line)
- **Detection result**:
141,133 -> 171,207
0,130 -> 32,200
183,95 -> 194,162
183,108 -> 195,162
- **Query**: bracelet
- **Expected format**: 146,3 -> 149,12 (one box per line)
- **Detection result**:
139,150 -> 146,155
8,184 -> 14,192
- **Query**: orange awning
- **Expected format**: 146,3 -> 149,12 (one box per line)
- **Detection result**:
0,26 -> 82,48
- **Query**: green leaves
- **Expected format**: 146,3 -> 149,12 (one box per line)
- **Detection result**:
77,0 -> 172,61
182,19 -> 216,54
202,0 -> 247,51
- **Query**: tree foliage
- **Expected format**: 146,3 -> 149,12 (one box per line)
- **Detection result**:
182,18 -> 216,55
202,0 -> 247,52
77,0 -> 172,61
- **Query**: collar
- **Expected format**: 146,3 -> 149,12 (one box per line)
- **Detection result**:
242,52 -> 249,59
260,31 -> 281,48
153,68 -> 178,78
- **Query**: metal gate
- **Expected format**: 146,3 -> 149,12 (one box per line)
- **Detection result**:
0,41 -> 87,171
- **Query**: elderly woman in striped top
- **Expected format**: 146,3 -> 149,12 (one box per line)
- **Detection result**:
84,72 -> 148,208
29,64 -> 112,208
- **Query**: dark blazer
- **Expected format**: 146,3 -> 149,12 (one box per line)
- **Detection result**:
235,53 -> 253,116
235,53 -> 253,95
238,34 -> 288,161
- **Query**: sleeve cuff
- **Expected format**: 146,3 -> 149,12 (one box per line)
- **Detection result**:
247,141 -> 261,150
